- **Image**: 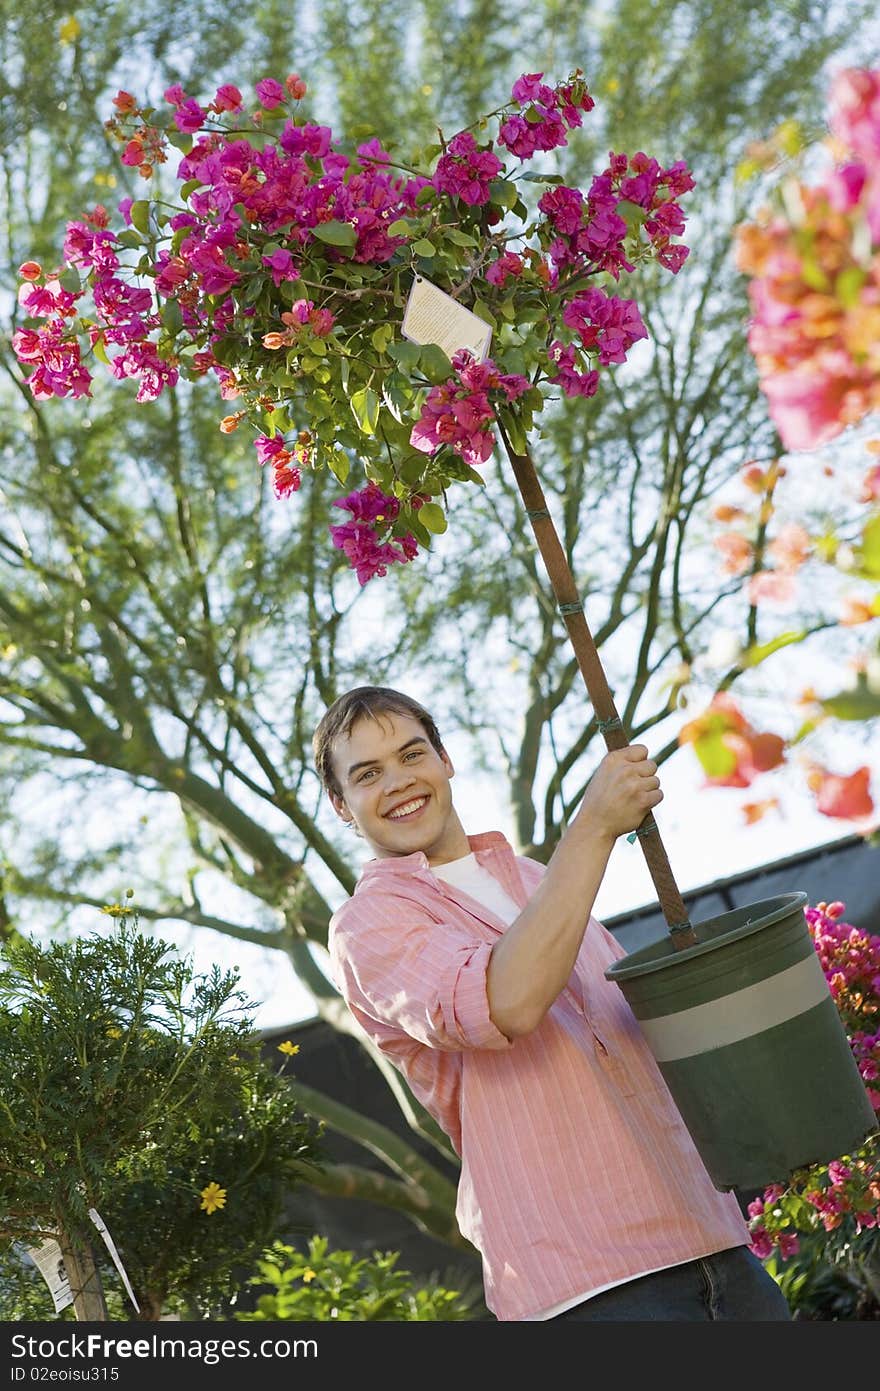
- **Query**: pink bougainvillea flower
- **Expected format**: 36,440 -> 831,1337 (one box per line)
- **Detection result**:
679,692 -> 785,788
329,483 -> 419,584
272,461 -> 302,498
485,251 -> 525,286
741,798 -> 781,825
807,764 -> 875,820
112,90 -> 138,113
839,595 -> 876,625
163,84 -> 187,106
255,78 -> 285,109
547,341 -> 599,398
714,531 -> 754,575
768,522 -> 811,571
285,73 -> 307,100
746,570 -> 797,607
828,68 -> 880,169
213,83 -> 243,112
261,247 -> 300,286
859,462 -> 880,502
433,131 -> 502,206
174,99 -> 207,134
759,364 -> 860,452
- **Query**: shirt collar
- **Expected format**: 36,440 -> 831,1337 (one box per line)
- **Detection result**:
357,831 -> 513,883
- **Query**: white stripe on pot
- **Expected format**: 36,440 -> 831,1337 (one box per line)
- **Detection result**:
636,952 -> 831,1062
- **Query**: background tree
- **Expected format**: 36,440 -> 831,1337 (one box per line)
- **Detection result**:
1,0 -> 877,1248
0,910 -> 321,1320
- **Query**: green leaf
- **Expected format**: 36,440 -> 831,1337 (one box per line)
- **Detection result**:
614,199 -> 644,231
311,220 -> 357,250
822,674 -> 880,721
400,455 -> 426,485
129,200 -> 151,234
58,268 -> 81,294
500,408 -> 527,454
387,218 -> 411,236
416,502 -> 447,534
161,298 -> 184,334
692,730 -> 738,779
415,185 -> 436,206
836,266 -> 866,309
856,515 -> 880,578
350,387 -> 381,436
115,229 -> 142,249
328,451 -> 350,485
418,343 -> 453,382
371,324 -> 394,354
387,339 -> 421,373
489,180 -> 518,210
444,228 -> 477,247
472,299 -> 497,328
519,172 -> 564,184
412,238 -> 436,257
742,629 -> 810,667
180,178 -> 202,200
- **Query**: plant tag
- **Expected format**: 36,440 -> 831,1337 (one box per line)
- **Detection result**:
89,1207 -> 141,1313
402,275 -> 492,361
25,1237 -> 74,1314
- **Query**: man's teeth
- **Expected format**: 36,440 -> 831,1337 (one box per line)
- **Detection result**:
388,797 -> 427,819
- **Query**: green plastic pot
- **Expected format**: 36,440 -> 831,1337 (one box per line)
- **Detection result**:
605,892 -> 878,1190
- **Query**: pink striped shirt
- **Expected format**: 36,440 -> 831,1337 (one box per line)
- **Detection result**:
328,832 -> 749,1321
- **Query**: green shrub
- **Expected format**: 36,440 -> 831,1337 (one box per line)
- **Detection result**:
236,1236 -> 482,1321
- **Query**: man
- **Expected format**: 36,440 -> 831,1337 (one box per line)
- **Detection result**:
313,685 -> 791,1322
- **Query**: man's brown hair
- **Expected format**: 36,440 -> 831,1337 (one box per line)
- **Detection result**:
313,686 -> 445,798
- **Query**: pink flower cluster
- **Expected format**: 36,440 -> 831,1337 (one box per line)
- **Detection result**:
547,288 -> 648,398
13,208 -> 177,403
538,152 -> 694,280
329,483 -> 419,585
747,899 -> 880,1263
433,131 -> 502,206
410,350 -> 531,466
498,71 -> 595,160
254,431 -> 308,498
737,68 -> 880,451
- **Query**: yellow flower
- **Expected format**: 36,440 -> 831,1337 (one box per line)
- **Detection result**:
277,1041 -> 300,1056
199,1182 -> 227,1214
302,1268 -> 316,1283
106,1027 -> 122,1039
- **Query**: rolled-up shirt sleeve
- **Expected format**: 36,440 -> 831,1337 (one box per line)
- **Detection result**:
329,893 -> 514,1053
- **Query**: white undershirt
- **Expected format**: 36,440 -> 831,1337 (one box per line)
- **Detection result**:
431,852 -> 701,1318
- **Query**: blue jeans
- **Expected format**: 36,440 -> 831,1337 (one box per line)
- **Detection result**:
552,1246 -> 792,1321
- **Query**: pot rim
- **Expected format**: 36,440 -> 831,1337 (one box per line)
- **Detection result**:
605,890 -> 810,982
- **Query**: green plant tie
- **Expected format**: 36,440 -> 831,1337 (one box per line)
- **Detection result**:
525,507 -> 551,521
557,601 -> 583,615
597,716 -> 623,733
626,822 -> 658,844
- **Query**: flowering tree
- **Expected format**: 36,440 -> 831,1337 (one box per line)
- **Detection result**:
14,70 -> 692,579
13,66 -> 708,935
675,70 -> 880,825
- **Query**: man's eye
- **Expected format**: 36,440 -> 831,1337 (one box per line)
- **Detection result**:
358,769 -> 377,782
404,750 -> 422,761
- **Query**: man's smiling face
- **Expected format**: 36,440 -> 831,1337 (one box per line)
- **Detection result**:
328,711 -> 469,864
